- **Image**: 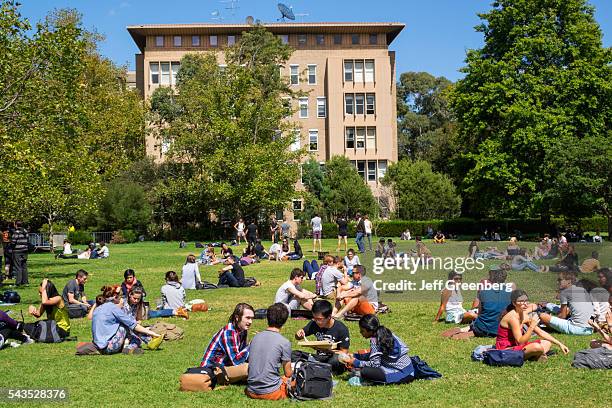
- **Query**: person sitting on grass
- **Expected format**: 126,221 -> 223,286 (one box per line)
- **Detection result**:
496,289 -> 569,361
317,255 -> 349,315
579,251 -> 601,273
415,236 -> 433,262
77,285 -> 161,355
400,229 -> 411,241
335,265 -> 379,319
510,250 -> 540,272
505,237 -> 520,256
588,311 -> 612,350
286,239 -> 304,260
253,239 -> 269,260
181,254 -> 202,290
220,242 -> 233,259
433,231 -> 446,244
538,272 -> 594,336
200,303 -> 253,384
434,271 -> 478,324
28,278 -> 71,340
0,309 -> 33,348
123,287 -> 147,322
218,256 -> 258,287
375,238 -> 385,258
384,239 -> 397,258
94,241 -> 110,259
148,271 -> 189,319
268,241 -> 284,261
274,268 -> 316,313
542,244 -> 579,273
294,300 -> 350,374
120,269 -> 146,298
62,269 -> 93,319
339,314 -> 414,386
343,248 -> 361,276
533,238 -> 551,259
245,303 -> 293,400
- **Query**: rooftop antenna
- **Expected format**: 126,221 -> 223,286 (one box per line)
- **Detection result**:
220,0 -> 239,17
211,9 -> 224,21
294,12 -> 309,22
277,3 -> 295,22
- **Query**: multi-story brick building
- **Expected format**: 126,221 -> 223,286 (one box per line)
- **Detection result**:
128,22 -> 404,214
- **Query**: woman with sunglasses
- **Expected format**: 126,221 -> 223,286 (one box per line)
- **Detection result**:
496,289 -> 569,361
434,271 -> 478,324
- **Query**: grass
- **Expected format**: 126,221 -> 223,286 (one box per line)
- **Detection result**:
1,239 -> 611,407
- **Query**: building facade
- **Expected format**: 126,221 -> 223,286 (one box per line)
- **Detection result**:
128,22 -> 404,214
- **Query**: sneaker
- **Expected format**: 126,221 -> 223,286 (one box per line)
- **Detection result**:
348,376 -> 371,386
9,341 -> 20,348
0,334 -> 4,350
23,335 -> 34,345
145,335 -> 164,351
176,307 -> 189,320
122,347 -> 144,355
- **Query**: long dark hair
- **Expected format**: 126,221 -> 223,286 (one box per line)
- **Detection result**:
506,289 -> 528,313
359,314 -> 395,355
41,280 -> 60,314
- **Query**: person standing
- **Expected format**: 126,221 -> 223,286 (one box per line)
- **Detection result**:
1,225 -> 9,279
269,217 -> 279,244
246,220 -> 258,246
336,215 -> 348,253
10,221 -> 29,286
280,218 -> 291,239
355,214 -> 366,254
363,215 -> 373,251
234,218 -> 246,245
310,214 -> 323,253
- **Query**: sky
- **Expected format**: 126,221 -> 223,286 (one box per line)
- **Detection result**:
19,0 -> 612,82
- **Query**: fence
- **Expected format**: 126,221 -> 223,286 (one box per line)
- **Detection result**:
29,232 -> 112,249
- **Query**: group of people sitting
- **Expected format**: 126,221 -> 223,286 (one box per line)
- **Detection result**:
198,239 -> 303,267
56,240 -> 109,260
199,300 -> 415,400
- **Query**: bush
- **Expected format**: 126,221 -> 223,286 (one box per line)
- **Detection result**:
111,230 -> 137,244
68,230 -> 93,245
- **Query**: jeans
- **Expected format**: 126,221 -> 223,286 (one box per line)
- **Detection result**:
513,261 -> 539,272
219,271 -> 240,287
355,232 -> 365,253
148,309 -> 174,318
12,252 -> 28,285
302,260 -> 319,279
365,233 -> 372,250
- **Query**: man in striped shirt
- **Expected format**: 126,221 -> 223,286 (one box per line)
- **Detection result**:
200,303 -> 254,370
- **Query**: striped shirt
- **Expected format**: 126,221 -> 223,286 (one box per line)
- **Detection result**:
200,322 -> 249,368
353,334 -> 413,372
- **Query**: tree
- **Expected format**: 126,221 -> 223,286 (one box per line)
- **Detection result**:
97,180 -> 152,232
450,0 -> 611,218
396,72 -> 458,174
382,160 -> 461,220
158,26 -> 305,222
302,156 -> 377,221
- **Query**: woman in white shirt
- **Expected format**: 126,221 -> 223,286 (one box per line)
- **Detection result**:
181,254 -> 202,290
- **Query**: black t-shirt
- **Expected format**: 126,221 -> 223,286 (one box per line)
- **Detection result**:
254,243 -> 266,258
336,218 -> 348,235
246,223 -> 258,237
62,279 -> 84,303
231,262 -> 246,287
303,319 -> 350,354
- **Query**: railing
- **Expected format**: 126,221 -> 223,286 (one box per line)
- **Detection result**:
28,231 -> 113,249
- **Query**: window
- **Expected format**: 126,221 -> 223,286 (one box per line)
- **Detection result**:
279,34 -> 289,44
366,127 -> 376,149
344,60 -> 353,82
308,65 -> 316,85
317,97 -> 326,118
293,199 -> 303,211
333,34 -> 342,45
192,35 -> 200,46
351,34 -> 360,45
298,34 -> 307,45
299,97 -> 308,118
369,34 -> 378,45
368,161 -> 377,181
345,127 -> 355,149
355,94 -> 364,115
173,36 -> 182,47
316,35 -> 325,45
155,36 -> 164,47
290,65 -> 299,85
378,160 -> 387,179
150,62 -> 159,84
291,129 -> 301,151
210,35 -> 218,47
365,60 -> 375,82
357,161 -> 366,179
160,62 -> 170,85
354,60 -> 364,82
171,62 -> 180,85
344,94 -> 354,115
309,130 -> 318,151
366,93 -> 376,114
356,127 -> 365,148
227,35 -> 236,45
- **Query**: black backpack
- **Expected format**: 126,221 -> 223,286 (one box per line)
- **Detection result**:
24,320 -> 65,343
3,290 -> 20,303
289,360 -> 333,401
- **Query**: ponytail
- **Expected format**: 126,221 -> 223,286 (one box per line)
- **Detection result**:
359,314 -> 395,355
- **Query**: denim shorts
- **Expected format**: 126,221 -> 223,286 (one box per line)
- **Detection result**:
549,316 -> 593,336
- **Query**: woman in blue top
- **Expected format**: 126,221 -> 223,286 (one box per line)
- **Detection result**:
340,314 -> 414,385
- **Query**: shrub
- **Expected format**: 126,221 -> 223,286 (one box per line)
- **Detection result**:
111,230 -> 137,244
68,230 -> 92,245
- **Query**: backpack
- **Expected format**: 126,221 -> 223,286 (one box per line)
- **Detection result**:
482,349 -> 524,367
3,290 -> 20,304
253,308 -> 267,319
471,345 -> 494,362
23,320 -> 65,343
196,281 -> 218,290
149,322 -> 184,341
410,355 -> 442,380
572,348 -> 612,369
179,366 -> 217,392
289,360 -> 333,401
315,265 -> 328,296
243,277 -> 258,287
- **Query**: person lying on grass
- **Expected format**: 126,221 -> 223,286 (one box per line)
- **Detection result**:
496,289 -> 569,361
245,303 -> 293,400
274,268 -> 316,313
339,314 -> 414,386
434,271 -> 478,324
335,265 -> 378,320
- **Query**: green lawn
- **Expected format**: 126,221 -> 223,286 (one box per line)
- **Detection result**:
1,239 -> 610,407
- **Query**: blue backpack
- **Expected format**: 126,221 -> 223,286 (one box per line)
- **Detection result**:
410,355 -> 442,380
483,349 -> 524,367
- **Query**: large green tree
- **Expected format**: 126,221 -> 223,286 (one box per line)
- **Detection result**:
382,160 -> 461,220
156,26 -> 304,222
451,0 -> 611,219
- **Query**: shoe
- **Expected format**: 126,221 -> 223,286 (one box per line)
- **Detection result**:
176,307 -> 189,320
0,334 -> 4,350
122,347 -> 144,355
9,341 -> 20,348
23,335 -> 34,345
145,335 -> 164,351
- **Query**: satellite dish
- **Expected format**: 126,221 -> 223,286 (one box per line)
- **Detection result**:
255,19 -> 261,25
277,3 -> 295,21
245,15 -> 254,25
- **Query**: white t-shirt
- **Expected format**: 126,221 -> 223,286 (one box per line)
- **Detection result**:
63,243 -> 72,255
364,219 -> 372,234
311,216 -> 322,232
274,280 -> 301,304
181,263 -> 202,290
321,266 -> 344,296
98,245 -> 109,258
237,222 -> 245,232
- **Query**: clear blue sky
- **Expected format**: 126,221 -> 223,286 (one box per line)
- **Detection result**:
20,0 -> 611,82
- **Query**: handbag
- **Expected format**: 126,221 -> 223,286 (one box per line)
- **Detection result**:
483,349 -> 525,367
